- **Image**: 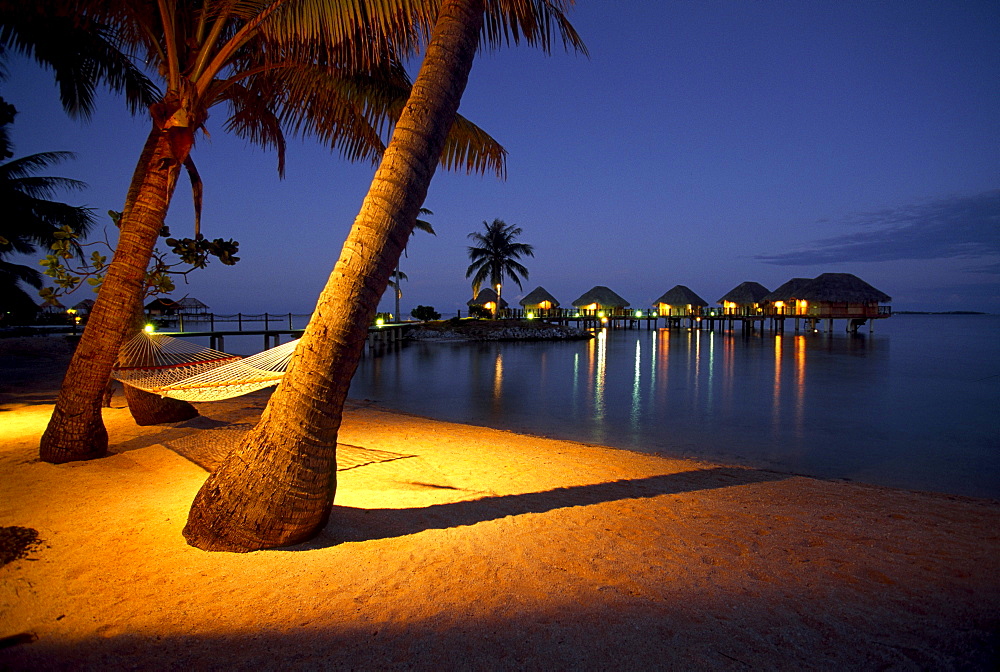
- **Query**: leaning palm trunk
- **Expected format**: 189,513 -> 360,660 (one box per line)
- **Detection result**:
183,0 -> 486,552
40,125 -> 186,462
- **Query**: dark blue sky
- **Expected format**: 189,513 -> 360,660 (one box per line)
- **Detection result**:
4,1 -> 998,315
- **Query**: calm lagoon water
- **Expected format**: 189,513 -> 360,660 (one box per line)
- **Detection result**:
347,314 -> 1000,499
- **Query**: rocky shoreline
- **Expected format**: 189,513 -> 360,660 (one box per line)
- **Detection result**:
406,318 -> 591,342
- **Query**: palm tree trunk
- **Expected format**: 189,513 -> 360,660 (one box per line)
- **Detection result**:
183,0 -> 486,552
40,124 -> 184,462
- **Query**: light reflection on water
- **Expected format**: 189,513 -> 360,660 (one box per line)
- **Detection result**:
202,314 -> 1000,499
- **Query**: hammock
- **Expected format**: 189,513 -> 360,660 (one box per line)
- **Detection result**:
112,331 -> 299,402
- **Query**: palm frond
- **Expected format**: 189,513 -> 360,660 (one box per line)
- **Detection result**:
0,3 -> 158,117
0,258 -> 42,288
482,0 -> 588,55
215,79 -> 290,176
0,151 -> 84,182
440,112 -> 506,178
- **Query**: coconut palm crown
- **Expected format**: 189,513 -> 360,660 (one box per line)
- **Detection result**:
465,218 -> 535,295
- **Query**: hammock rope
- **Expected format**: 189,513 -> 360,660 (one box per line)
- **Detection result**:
112,332 -> 299,402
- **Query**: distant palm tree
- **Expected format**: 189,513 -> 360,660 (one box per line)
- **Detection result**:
0,99 -> 95,320
465,218 -> 534,314
389,208 -> 434,320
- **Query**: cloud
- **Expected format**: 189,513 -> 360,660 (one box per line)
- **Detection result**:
757,190 -> 1000,273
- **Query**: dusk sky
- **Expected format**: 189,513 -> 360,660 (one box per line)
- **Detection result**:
4,1 -> 998,316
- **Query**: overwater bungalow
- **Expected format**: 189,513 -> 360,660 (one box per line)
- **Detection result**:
467,288 -> 507,316
572,286 -> 630,316
145,298 -> 182,316
762,278 -> 813,315
177,296 -> 210,315
795,273 -> 891,325
718,281 -> 770,316
519,286 -> 560,318
653,285 -> 708,317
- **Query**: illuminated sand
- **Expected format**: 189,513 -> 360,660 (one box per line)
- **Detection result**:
1,337 -> 998,668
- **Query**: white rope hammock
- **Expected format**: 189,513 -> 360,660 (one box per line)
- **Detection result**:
112,332 -> 299,402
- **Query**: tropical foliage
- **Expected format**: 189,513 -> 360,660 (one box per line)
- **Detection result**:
465,218 -> 535,295
3,0 -> 506,463
0,98 -> 95,321
410,304 -> 440,321
39,213 -> 240,304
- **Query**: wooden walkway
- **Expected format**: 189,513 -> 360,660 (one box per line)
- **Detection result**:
159,323 -> 415,351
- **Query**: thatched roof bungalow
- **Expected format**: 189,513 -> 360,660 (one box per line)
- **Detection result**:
145,298 -> 181,315
653,285 -> 708,316
795,273 -> 891,318
519,286 -> 559,311
571,286 -> 630,314
177,296 -> 209,314
762,278 -> 812,315
38,299 -> 66,315
467,288 -> 508,314
71,298 -> 96,314
718,281 -> 770,315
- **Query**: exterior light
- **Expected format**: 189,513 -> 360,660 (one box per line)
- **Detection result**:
376,317 -> 385,327
635,310 -> 643,317
601,316 -> 608,324
144,323 -> 155,333
527,312 -> 535,320
598,311 -> 606,318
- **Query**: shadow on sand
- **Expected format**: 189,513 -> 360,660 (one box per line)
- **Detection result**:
287,467 -> 789,548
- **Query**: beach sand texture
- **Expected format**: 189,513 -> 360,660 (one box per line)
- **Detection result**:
1,335 -> 998,669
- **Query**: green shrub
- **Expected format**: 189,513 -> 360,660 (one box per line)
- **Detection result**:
410,305 -> 440,321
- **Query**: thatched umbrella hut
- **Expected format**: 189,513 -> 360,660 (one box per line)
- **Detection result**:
762,278 -> 813,315
519,286 -> 559,316
467,288 -> 508,316
571,286 -> 630,314
796,273 -> 891,317
718,281 -> 770,315
653,285 -> 708,317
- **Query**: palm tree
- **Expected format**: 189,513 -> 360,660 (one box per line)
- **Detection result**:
466,218 -> 534,316
6,1 -> 505,463
389,208 -> 434,320
0,98 -> 96,321
183,0 -> 584,552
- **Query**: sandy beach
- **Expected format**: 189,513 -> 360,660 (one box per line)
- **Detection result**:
1,335 -> 998,670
